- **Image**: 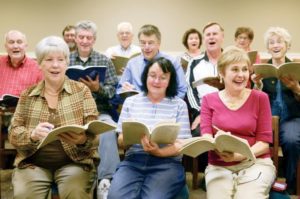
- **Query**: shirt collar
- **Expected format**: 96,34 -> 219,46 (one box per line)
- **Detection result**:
28,77 -> 73,97
74,49 -> 95,62
143,51 -> 161,64
6,55 -> 27,68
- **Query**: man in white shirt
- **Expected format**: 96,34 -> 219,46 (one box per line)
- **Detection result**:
105,22 -> 141,77
105,22 -> 141,58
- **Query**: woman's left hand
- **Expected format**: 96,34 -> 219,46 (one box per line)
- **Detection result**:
141,135 -> 160,155
216,150 -> 246,162
58,131 -> 87,145
280,75 -> 300,93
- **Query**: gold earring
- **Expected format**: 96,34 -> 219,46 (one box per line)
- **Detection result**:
219,77 -> 223,84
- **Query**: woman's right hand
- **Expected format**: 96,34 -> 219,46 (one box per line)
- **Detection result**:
251,73 -> 263,84
191,115 -> 200,130
30,122 -> 54,142
251,73 -> 263,89
122,82 -> 135,91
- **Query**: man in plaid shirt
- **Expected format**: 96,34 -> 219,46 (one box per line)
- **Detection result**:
69,20 -> 119,199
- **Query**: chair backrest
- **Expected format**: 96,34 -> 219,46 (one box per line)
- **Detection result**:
271,116 -> 280,173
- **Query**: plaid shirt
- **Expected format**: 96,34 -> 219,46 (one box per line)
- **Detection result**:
0,55 -> 43,97
9,78 -> 98,169
69,50 -> 118,113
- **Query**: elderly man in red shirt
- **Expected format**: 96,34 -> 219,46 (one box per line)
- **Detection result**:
0,30 -> 43,98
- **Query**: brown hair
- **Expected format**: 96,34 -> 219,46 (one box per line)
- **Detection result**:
234,27 -> 254,41
182,28 -> 202,49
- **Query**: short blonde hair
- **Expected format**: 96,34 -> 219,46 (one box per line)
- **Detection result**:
217,46 -> 250,75
264,27 -> 291,49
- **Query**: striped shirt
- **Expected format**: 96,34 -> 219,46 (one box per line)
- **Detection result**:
9,78 -> 98,169
186,52 -> 218,114
117,93 -> 191,159
0,55 -> 43,97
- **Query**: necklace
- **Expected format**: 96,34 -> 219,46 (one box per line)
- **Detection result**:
222,89 -> 247,109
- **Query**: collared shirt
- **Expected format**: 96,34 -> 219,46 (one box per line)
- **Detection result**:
9,78 -> 98,169
186,52 -> 218,113
0,55 -> 43,97
117,93 -> 191,160
117,51 -> 187,99
69,50 -> 119,113
105,44 -> 141,58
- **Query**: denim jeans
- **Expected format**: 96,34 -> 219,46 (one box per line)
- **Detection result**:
280,117 -> 300,192
97,114 -> 120,180
108,154 -> 186,199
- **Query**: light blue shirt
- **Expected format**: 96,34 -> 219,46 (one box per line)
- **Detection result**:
117,51 -> 187,99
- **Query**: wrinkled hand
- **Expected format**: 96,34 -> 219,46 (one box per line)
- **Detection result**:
58,132 -> 87,145
80,75 -> 100,92
122,82 -> 135,91
31,122 -> 54,142
251,73 -> 263,86
280,75 -> 300,93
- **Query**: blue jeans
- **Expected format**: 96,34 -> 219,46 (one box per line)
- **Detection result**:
97,114 -> 120,180
108,154 -> 185,199
280,117 -> 300,191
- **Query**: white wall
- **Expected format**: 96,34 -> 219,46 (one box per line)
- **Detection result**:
1,0 -> 300,55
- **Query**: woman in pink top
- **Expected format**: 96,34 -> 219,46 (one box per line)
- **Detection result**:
200,46 -> 276,199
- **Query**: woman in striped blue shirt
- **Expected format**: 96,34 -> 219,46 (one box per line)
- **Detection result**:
108,57 -> 191,199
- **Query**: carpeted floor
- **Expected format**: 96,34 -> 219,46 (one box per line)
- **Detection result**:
1,169 -> 298,199
1,170 -> 206,199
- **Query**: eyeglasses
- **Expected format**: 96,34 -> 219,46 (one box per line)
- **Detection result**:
139,40 -> 156,48
148,73 -> 168,82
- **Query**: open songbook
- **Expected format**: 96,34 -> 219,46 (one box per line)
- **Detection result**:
253,62 -> 300,80
37,120 -> 116,149
247,50 -> 258,65
66,65 -> 107,83
192,76 -> 224,90
180,58 -> 189,73
112,53 -> 141,76
118,89 -> 140,100
122,120 -> 180,146
180,131 -> 256,164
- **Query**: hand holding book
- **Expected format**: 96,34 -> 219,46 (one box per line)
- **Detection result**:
37,120 -> 116,149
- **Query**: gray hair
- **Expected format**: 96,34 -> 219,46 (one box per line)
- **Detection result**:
117,22 -> 133,33
4,30 -> 27,43
35,36 -> 70,65
264,27 -> 291,49
75,20 -> 97,39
